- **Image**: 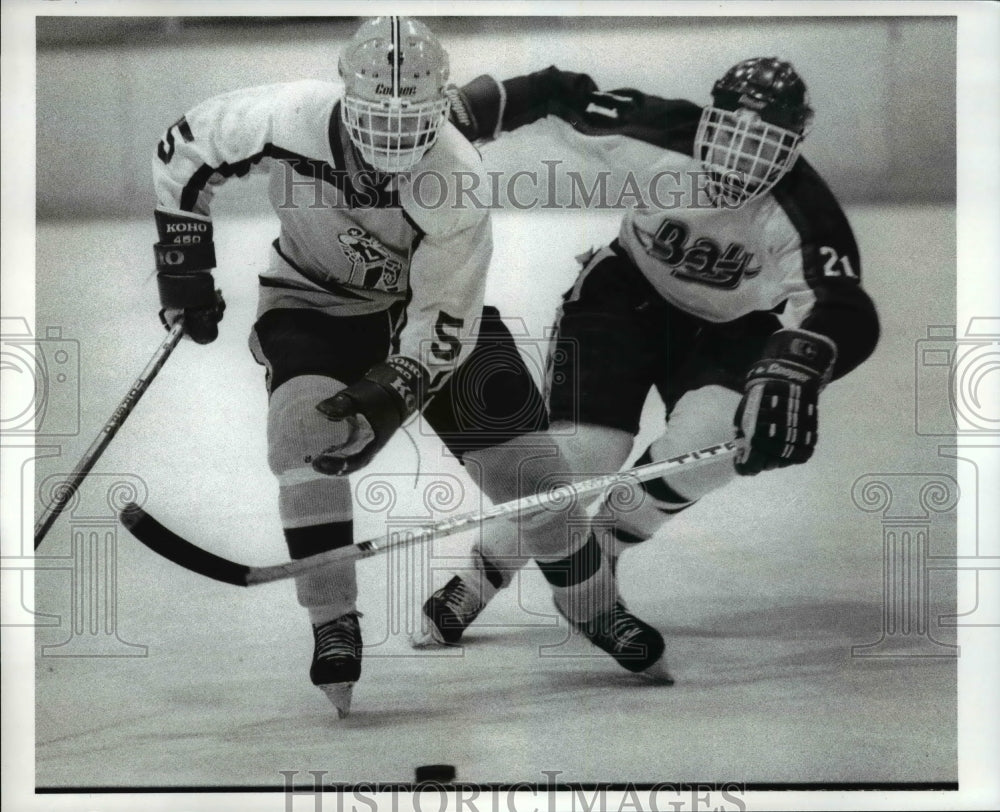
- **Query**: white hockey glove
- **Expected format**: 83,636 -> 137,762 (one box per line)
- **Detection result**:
734,328 -> 837,476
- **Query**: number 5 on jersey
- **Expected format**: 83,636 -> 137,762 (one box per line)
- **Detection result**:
426,311 -> 465,394
157,116 -> 194,164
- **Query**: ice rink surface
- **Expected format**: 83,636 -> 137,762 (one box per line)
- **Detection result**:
31,203 -> 958,788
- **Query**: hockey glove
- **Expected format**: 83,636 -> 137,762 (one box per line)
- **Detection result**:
734,328 -> 837,476
312,357 -> 429,476
445,83 -> 480,141
154,208 -> 225,344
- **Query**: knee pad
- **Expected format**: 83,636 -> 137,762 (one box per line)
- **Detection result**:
267,375 -> 350,476
268,375 -> 354,530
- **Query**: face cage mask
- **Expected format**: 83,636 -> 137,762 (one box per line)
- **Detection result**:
342,95 -> 451,174
695,106 -> 804,208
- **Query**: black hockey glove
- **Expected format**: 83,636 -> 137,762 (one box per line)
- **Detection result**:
445,83 -> 481,141
311,357 -> 429,476
154,208 -> 225,345
734,328 -> 837,476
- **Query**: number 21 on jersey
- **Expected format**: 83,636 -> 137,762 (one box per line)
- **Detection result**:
819,246 -> 857,278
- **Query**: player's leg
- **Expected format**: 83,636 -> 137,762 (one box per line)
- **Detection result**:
595,386 -> 741,563
415,290 -> 638,645
415,306 -> 552,644
529,246 -> 673,676
420,253 -> 670,677
596,310 -> 784,564
251,305 -> 392,717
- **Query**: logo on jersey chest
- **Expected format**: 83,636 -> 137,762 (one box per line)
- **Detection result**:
337,227 -> 405,292
637,219 -> 761,289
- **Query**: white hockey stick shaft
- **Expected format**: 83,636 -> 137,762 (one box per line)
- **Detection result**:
244,439 -> 741,585
35,321 -> 185,548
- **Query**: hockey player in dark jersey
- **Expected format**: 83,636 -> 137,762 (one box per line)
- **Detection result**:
150,18 -> 663,717
414,60 -> 881,661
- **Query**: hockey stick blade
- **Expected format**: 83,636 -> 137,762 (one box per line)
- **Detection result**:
120,503 -> 252,587
120,439 -> 741,588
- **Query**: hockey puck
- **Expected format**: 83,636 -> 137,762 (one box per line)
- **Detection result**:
415,764 -> 456,784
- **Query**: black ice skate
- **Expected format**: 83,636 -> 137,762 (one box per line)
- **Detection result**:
310,612 -> 363,718
411,575 -> 492,647
557,599 -> 673,684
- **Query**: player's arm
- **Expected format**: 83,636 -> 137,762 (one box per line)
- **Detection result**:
735,183 -> 880,475
448,66 -> 701,158
776,188 -> 880,383
151,84 -> 283,342
447,65 -> 599,141
792,268 -> 879,382
311,164 -> 492,477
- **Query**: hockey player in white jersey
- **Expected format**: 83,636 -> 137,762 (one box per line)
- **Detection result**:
415,59 -> 881,659
151,17 -> 659,717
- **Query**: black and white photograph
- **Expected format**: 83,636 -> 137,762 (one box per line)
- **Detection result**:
2,2 -> 998,811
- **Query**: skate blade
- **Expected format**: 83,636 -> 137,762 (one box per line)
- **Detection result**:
318,682 -> 355,718
408,625 -> 449,649
636,659 -> 674,686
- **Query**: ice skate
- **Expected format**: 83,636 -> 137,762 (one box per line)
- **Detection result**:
556,598 -> 673,684
411,569 -> 499,648
310,612 -> 363,718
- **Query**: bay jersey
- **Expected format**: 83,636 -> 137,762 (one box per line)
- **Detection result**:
457,68 -> 879,380
152,79 -> 492,387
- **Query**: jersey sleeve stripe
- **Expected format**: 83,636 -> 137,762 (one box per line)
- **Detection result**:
770,159 -> 879,380
179,143 -> 399,212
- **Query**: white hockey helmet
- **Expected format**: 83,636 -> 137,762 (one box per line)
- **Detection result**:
338,16 -> 451,173
695,57 -> 814,208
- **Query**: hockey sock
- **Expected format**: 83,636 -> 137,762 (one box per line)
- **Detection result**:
478,550 -> 506,590
536,532 -> 617,623
462,522 -> 526,592
268,375 -> 359,622
284,520 -> 358,624
598,446 -> 697,558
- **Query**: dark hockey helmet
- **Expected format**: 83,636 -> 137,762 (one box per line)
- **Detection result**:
710,57 -> 814,134
695,57 -> 813,208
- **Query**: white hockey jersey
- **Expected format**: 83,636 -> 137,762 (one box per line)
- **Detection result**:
456,68 -> 879,380
152,80 -> 492,385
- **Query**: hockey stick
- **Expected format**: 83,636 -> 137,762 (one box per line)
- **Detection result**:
118,439 -> 741,587
34,321 -> 185,549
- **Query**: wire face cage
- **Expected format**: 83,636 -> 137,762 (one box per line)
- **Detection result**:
342,95 -> 451,173
695,106 -> 804,207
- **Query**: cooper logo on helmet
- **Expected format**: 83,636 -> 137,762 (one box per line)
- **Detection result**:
375,83 -> 416,96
